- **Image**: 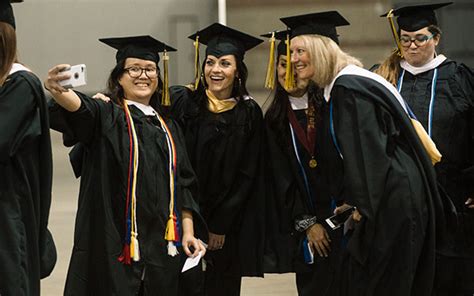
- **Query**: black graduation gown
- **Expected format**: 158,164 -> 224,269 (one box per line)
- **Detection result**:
49,94 -> 204,296
264,105 -> 341,274
397,60 -> 474,258
0,69 -> 55,296
319,69 -> 448,296
170,85 -> 265,277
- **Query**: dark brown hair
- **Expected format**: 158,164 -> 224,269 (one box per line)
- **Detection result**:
106,59 -> 164,110
0,22 -> 17,85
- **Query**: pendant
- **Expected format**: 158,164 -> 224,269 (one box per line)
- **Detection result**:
309,158 -> 317,168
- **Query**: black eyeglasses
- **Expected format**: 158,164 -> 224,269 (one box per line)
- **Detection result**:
400,34 -> 435,47
124,66 -> 158,79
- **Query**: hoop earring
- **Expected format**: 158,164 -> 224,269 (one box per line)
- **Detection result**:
200,73 -> 207,88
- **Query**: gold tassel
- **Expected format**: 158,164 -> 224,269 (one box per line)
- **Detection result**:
410,119 -> 442,165
284,33 -> 295,92
193,36 -> 200,89
131,232 -> 140,261
165,214 -> 176,241
161,50 -> 171,106
386,9 -> 404,58
264,32 -> 276,90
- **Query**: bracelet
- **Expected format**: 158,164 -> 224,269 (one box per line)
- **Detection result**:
294,216 -> 318,232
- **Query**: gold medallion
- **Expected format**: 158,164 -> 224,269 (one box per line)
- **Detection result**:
309,158 -> 317,168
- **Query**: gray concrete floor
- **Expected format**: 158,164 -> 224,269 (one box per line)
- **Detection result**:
41,131 -> 297,295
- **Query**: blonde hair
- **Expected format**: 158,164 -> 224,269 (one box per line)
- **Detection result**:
374,50 -> 401,86
0,22 -> 17,85
294,35 -> 362,87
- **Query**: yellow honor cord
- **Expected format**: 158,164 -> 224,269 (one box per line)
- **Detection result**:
386,9 -> 404,58
284,34 -> 295,92
194,36 -> 200,89
123,102 -> 141,262
161,50 -> 171,106
264,32 -> 276,90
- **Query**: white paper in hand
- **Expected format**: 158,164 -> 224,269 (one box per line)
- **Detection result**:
181,251 -> 203,273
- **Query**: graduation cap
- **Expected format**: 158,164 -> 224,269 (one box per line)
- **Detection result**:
279,11 -> 350,44
188,23 -> 263,88
260,30 -> 290,89
0,0 -> 23,29
381,2 -> 452,32
99,35 -> 177,106
99,35 -> 176,64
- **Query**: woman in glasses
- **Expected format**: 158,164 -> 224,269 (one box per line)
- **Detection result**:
374,4 -> 474,296
44,36 -> 206,296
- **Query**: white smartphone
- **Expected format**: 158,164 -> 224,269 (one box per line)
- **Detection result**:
59,64 -> 87,89
325,206 -> 355,230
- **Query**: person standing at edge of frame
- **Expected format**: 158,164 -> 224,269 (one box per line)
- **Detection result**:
374,3 -> 474,295
0,1 -> 56,295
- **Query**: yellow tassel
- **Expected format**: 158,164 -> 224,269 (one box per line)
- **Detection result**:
131,233 -> 140,261
410,119 -> 442,165
386,9 -> 404,58
165,214 -> 176,241
284,34 -> 295,92
264,32 -> 276,90
161,50 -> 171,106
193,36 -> 200,89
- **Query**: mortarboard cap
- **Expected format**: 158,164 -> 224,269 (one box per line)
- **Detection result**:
99,35 -> 176,64
381,2 -> 452,32
188,23 -> 263,62
279,11 -> 350,44
0,0 -> 23,29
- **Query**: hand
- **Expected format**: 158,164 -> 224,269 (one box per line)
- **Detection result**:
306,223 -> 331,257
334,203 -> 353,215
465,198 -> 474,209
182,233 -> 207,258
44,64 -> 72,94
92,92 -> 111,102
208,232 -> 225,251
334,203 -> 362,222
352,208 -> 362,222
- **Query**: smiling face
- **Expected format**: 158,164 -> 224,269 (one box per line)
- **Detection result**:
119,57 -> 158,105
204,54 -> 238,100
400,27 -> 439,67
290,36 -> 315,84
277,55 -> 306,97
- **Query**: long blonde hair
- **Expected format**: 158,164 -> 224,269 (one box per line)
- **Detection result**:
0,22 -> 17,86
294,35 -> 362,87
